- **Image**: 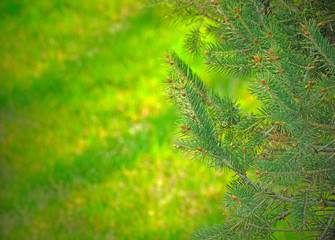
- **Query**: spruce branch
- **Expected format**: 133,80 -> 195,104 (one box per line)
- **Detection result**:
305,21 -> 335,70
214,4 -> 238,31
161,0 -> 335,238
305,121 -> 335,131
319,209 -> 335,239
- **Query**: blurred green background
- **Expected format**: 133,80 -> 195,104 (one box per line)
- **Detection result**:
0,0 -> 254,239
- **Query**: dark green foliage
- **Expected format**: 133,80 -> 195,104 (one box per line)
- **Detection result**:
161,0 -> 335,239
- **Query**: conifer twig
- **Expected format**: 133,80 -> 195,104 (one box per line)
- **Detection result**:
319,209 -> 335,239
315,140 -> 335,153
208,151 -> 293,203
233,105 -> 250,118
306,121 -> 335,131
192,16 -> 205,50
306,31 -> 335,69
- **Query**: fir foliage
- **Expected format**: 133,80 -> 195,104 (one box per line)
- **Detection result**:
160,0 -> 335,239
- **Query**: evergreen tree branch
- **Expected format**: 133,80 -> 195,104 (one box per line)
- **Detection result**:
317,148 -> 335,153
207,198 -> 268,240
161,1 -> 335,238
305,22 -> 335,70
206,49 -> 252,55
305,121 -> 335,131
233,105 -> 250,118
237,13 -> 254,41
214,4 -> 238,31
203,13 -> 225,25
319,209 -> 335,239
203,147 -> 294,204
267,166 -> 335,176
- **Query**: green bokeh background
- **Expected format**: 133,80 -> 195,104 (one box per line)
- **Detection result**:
0,0 -> 255,239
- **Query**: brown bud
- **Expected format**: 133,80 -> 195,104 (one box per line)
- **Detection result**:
233,7 -> 238,13
264,171 -> 268,174
243,147 -> 246,153
181,125 -> 185,129
321,88 -> 327,92
255,170 -> 261,175
167,77 -> 171,83
226,18 -> 230,22
275,56 -> 279,61
267,58 -> 273,62
205,51 -> 209,55
189,49 -> 194,54
232,195 -> 238,200
220,35 -> 225,39
226,109 -> 231,113
275,121 -> 280,126
186,127 -> 190,131
292,143 -> 297,148
303,226 -> 307,231
305,85 -> 310,89
304,32 -> 310,36
253,39 -> 259,44
268,31 -> 272,35
182,92 -> 186,97
197,147 -> 202,151
269,49 -> 274,55
309,66 -> 315,70
230,142 -> 234,147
